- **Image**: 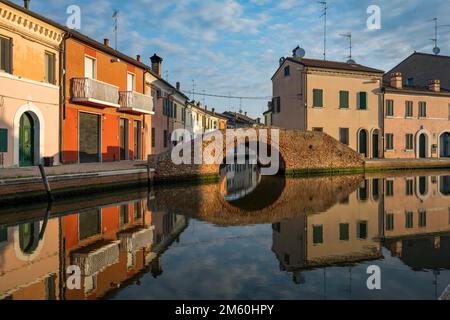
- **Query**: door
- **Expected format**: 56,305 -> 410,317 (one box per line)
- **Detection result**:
19,113 -> 34,167
84,56 -> 95,79
79,112 -> 100,163
133,120 -> 142,160
419,134 -> 427,158
372,132 -> 379,159
359,130 -> 368,157
127,73 -> 135,92
120,118 -> 129,160
440,133 -> 450,158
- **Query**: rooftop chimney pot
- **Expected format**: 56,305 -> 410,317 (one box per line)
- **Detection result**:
24,0 -> 30,9
150,54 -> 163,77
136,55 -> 141,62
390,72 -> 403,89
176,82 -> 180,91
428,79 -> 441,92
104,38 -> 110,46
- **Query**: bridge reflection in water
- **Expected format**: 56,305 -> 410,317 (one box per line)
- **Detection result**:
0,168 -> 450,300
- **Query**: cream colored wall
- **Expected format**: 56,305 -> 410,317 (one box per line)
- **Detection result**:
384,92 -> 450,159
306,71 -> 383,158
0,2 -> 63,167
0,218 -> 60,299
272,61 -> 306,129
306,182 -> 382,264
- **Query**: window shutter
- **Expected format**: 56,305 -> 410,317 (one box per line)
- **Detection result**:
340,91 -> 349,108
0,128 -> 7,153
359,92 -> 367,109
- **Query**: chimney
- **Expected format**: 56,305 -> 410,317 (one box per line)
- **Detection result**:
150,54 -> 163,77
245,112 -> 248,117
24,0 -> 30,9
428,79 -> 441,92
176,82 -> 180,91
136,55 -> 141,62
104,38 -> 110,47
390,72 -> 402,89
212,108 -> 215,114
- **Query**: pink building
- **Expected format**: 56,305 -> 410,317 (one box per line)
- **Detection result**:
383,73 -> 450,159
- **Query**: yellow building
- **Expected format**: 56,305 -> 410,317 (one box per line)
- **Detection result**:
271,53 -> 384,158
0,0 -> 64,167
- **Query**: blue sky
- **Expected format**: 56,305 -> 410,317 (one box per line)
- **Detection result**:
13,0 -> 450,117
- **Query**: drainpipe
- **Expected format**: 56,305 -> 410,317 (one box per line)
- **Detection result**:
59,31 -> 70,165
303,68 -> 308,130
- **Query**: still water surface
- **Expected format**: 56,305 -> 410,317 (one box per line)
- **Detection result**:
1,165 -> 450,300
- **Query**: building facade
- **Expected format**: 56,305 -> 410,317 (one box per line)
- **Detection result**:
271,55 -> 384,159
62,35 -> 153,164
383,73 -> 450,159
0,0 -> 64,167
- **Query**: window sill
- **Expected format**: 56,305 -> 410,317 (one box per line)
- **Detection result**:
357,108 -> 369,111
404,149 -> 414,153
405,117 -> 415,119
312,106 -> 324,109
385,149 -> 394,152
339,107 -> 350,110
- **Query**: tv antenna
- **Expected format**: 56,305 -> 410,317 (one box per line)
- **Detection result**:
112,10 -> 119,50
340,32 -> 355,63
430,17 -> 450,55
319,1 -> 328,60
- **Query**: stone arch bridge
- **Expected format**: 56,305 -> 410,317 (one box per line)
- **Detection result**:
150,127 -> 364,181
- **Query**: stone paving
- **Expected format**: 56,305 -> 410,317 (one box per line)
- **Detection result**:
0,161 -> 148,180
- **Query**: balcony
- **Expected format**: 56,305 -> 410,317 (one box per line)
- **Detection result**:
71,240 -> 121,276
119,91 -> 154,115
71,77 -> 120,108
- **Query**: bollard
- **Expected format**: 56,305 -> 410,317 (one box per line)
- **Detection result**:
39,164 -> 54,202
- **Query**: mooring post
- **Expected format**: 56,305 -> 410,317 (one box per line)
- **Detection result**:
147,155 -> 154,187
39,164 -> 54,202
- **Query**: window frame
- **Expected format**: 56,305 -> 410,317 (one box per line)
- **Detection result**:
44,51 -> 56,85
0,35 -> 13,74
339,90 -> 349,109
312,89 -> 323,108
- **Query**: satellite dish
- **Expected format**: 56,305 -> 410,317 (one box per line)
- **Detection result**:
293,46 -> 306,58
347,59 -> 356,64
433,46 -> 441,55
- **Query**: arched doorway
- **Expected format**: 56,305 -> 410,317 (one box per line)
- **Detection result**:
440,132 -> 450,158
19,112 -> 35,167
359,130 -> 368,157
419,133 -> 427,158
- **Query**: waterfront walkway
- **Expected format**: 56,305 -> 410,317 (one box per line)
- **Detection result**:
0,161 -> 148,180
366,158 -> 450,171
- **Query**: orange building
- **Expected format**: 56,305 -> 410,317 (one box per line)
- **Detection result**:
62,34 -> 154,164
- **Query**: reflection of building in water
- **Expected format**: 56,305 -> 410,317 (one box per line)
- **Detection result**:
61,198 -> 154,300
0,218 -> 60,300
0,194 -> 188,300
220,163 -> 260,201
383,175 -> 450,261
272,178 -> 383,283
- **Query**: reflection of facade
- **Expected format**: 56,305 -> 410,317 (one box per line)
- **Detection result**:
0,194 -> 188,300
272,179 -> 383,283
0,218 -> 60,300
383,175 -> 450,257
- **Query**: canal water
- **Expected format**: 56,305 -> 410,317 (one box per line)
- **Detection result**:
1,165 -> 450,300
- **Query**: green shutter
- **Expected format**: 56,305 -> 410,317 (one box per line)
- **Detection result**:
339,91 -> 349,108
359,92 -> 367,109
313,89 -> 323,108
0,128 -> 7,153
339,224 -> 349,241
313,225 -> 323,244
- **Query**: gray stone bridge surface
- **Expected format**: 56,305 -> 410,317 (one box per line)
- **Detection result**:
151,128 -> 364,181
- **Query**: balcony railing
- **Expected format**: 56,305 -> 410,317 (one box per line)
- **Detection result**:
71,77 -> 120,108
119,91 -> 154,114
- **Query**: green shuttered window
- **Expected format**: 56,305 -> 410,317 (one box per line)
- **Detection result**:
313,89 -> 323,108
0,128 -> 7,153
358,92 -> 368,110
339,91 -> 349,109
